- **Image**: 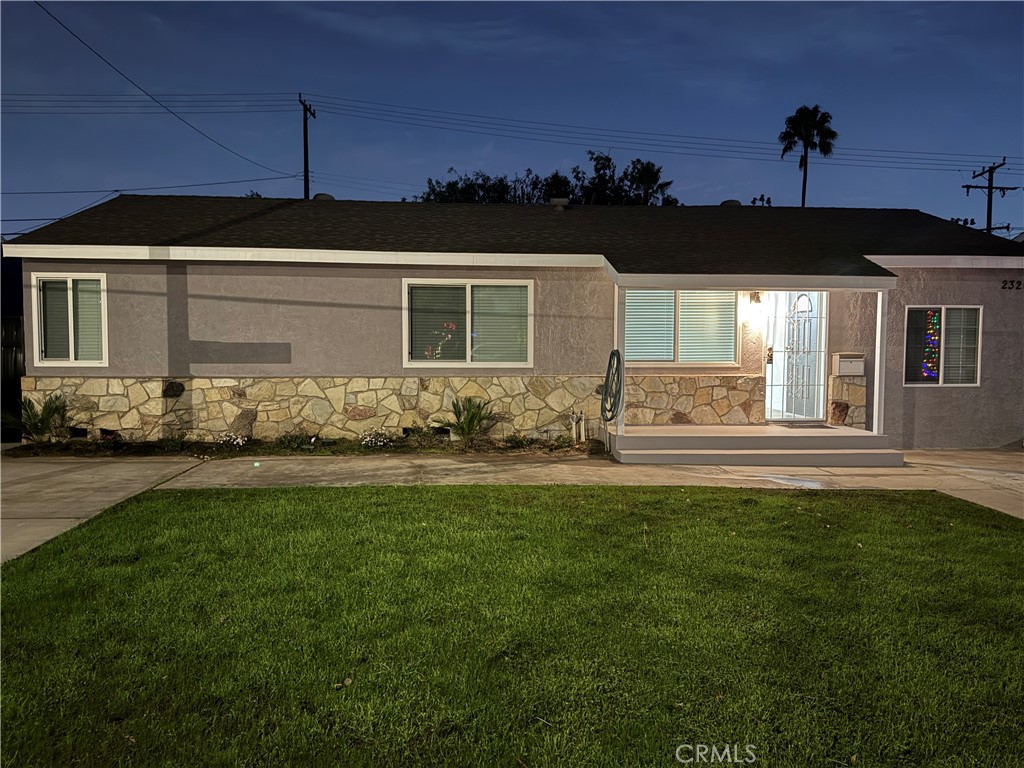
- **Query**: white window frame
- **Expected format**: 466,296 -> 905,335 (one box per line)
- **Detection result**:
624,289 -> 741,367
902,304 -> 983,388
31,272 -> 109,368
401,278 -> 534,369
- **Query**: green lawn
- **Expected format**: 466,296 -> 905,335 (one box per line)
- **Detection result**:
2,486 -> 1022,767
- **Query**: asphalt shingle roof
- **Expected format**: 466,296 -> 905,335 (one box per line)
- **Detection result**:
10,194 -> 1024,276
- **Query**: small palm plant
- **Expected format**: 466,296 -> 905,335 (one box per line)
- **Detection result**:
433,396 -> 497,448
11,393 -> 71,444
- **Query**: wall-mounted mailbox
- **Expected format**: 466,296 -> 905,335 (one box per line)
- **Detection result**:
831,353 -> 865,377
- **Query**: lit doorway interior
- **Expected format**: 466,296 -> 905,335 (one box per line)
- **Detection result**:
764,291 -> 828,421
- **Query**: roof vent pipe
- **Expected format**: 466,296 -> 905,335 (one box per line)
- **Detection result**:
549,197 -> 569,211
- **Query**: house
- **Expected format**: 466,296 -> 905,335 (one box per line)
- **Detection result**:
5,194 -> 1023,465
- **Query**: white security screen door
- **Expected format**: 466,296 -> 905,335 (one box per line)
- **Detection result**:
764,291 -> 828,421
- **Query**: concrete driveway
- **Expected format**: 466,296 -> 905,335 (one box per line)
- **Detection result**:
2,449 -> 1020,563
0,457 -> 200,562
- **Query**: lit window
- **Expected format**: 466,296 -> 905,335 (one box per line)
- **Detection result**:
904,306 -> 981,385
625,290 -> 738,364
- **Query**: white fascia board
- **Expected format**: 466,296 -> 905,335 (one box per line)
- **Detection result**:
4,243 -> 611,270
866,254 -> 1024,270
615,273 -> 897,291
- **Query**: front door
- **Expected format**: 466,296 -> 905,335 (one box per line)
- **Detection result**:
764,291 -> 828,421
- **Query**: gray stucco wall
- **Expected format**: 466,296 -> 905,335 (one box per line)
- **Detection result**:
832,268 -> 1023,449
885,267 -> 1023,449
24,259 -> 1020,448
23,261 -> 615,377
827,290 -> 879,418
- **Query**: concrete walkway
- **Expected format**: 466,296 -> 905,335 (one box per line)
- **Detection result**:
0,457 -> 200,562
160,449 -> 1024,519
2,449 -> 1020,563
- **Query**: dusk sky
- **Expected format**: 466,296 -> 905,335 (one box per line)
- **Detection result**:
2,1 -> 1022,237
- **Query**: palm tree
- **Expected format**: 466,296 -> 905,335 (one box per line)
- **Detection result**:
778,105 -> 838,207
620,159 -> 675,205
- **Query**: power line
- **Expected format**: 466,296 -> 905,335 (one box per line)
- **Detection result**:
3,91 -> 295,97
306,92 -> 1024,163
314,106 -> 988,173
1,191 -> 116,236
308,183 -> 407,199
7,90 -> 1021,166
310,170 -> 422,190
307,174 -> 411,198
314,102 -> 1010,170
31,3 -> 290,175
4,109 -> 295,116
2,173 -> 299,195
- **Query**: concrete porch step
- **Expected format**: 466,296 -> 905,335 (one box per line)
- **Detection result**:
613,448 -> 905,467
611,430 -> 889,451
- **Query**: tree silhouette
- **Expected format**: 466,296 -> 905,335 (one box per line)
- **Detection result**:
416,151 -> 678,206
778,105 -> 838,207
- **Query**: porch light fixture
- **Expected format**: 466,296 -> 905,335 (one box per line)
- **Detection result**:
742,291 -> 766,328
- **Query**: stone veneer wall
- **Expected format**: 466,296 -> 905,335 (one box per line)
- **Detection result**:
625,375 -> 765,425
21,373 -> 767,442
22,376 -> 602,442
827,375 -> 867,429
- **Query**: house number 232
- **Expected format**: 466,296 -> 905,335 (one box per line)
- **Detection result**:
1001,279 -> 1022,289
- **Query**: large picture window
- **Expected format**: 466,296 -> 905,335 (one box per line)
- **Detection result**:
404,280 -> 532,367
904,306 -> 981,386
624,289 -> 738,364
32,273 -> 107,366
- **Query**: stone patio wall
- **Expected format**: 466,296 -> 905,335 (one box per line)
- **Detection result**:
827,374 -> 868,429
21,373 -> 767,442
624,375 -> 766,425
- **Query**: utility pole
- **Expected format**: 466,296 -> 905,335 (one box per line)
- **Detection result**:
299,94 -> 317,200
961,157 -> 1021,234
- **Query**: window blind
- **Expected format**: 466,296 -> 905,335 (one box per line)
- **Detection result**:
942,307 -> 979,384
624,290 -> 675,361
408,285 -> 466,362
471,285 -> 528,363
678,291 -> 737,364
73,279 -> 104,361
40,279 -> 70,360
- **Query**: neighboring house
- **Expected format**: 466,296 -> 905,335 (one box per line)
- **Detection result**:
4,194 -> 1023,465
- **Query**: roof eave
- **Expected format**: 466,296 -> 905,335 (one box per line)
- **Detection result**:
615,273 -> 897,291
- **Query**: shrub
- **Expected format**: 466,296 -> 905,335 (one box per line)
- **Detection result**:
502,432 -> 539,450
275,434 -> 313,450
551,433 -> 576,450
156,433 -> 189,453
360,426 -> 393,449
217,432 -> 249,449
10,393 -> 71,444
433,397 -> 497,448
403,425 -> 447,448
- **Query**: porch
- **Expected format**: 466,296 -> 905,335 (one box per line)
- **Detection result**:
602,423 -> 904,467
603,275 -> 899,466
